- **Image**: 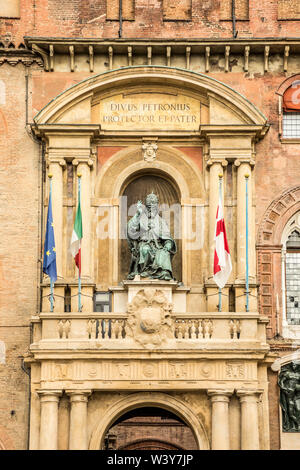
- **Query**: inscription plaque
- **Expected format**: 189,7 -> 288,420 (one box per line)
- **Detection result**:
99,93 -> 201,131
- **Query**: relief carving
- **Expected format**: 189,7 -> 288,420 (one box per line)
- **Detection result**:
142,141 -> 158,162
116,362 -> 130,379
226,362 -> 245,379
169,361 -> 188,378
142,362 -> 157,378
126,288 -> 174,348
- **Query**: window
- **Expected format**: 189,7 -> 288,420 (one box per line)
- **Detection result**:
282,82 -> 300,139
94,292 -> 111,312
282,112 -> 300,138
281,212 -> 300,336
285,230 -> 300,325
0,0 -> 20,17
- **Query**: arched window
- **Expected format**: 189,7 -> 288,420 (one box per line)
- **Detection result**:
285,230 -> 300,324
281,212 -> 300,336
282,81 -> 300,139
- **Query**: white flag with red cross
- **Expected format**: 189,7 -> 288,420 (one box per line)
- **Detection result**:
213,196 -> 232,289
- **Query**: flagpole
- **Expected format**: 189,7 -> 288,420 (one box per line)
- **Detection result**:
218,174 -> 223,312
78,174 -> 82,312
49,174 -> 54,313
245,174 -> 250,312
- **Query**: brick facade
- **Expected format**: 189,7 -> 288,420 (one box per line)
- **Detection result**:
0,0 -> 300,450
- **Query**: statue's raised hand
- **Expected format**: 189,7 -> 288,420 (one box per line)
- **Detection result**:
136,200 -> 143,216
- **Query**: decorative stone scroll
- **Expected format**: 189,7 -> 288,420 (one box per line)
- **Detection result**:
126,288 -> 174,348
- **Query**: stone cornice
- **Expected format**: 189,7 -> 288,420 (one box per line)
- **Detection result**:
32,123 -> 101,139
199,124 -> 269,141
23,37 -> 300,74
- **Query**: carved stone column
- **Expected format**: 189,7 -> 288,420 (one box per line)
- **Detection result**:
237,390 -> 262,450
38,390 -> 62,450
67,390 -> 91,450
48,158 -> 66,280
207,389 -> 233,450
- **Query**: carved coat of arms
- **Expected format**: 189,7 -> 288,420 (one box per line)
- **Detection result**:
126,288 -> 174,348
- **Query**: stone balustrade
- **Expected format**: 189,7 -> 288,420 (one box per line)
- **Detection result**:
31,312 -> 267,345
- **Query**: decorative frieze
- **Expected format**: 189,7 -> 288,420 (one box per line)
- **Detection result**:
40,359 -> 257,384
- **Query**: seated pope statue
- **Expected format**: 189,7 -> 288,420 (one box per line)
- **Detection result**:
127,193 -> 176,281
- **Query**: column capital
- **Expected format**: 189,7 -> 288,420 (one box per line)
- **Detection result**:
206,158 -> 228,168
37,390 -> 62,403
47,158 -> 66,168
66,390 -> 92,403
234,158 -> 255,167
207,389 -> 234,402
236,389 -> 263,403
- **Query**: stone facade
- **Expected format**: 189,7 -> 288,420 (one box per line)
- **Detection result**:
0,0 -> 300,450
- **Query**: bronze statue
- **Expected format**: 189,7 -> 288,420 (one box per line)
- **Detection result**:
127,193 -> 176,281
278,361 -> 300,432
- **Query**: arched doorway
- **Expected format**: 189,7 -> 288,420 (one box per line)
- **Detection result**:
89,392 -> 209,450
104,407 -> 197,450
120,172 -> 182,282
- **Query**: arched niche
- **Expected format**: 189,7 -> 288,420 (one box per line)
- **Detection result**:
89,392 -> 209,450
94,145 -> 205,285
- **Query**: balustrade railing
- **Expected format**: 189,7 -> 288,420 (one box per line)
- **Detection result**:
32,313 -> 253,342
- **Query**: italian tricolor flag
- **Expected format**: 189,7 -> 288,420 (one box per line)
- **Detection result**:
71,199 -> 83,276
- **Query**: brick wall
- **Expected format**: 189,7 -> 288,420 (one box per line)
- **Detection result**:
0,63 -> 39,449
1,0 -> 300,46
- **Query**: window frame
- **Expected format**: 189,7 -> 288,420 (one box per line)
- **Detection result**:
94,291 -> 112,313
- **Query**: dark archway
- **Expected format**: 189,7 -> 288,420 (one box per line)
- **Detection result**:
104,407 -> 197,451
120,173 -> 182,282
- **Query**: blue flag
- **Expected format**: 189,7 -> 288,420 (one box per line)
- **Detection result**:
43,190 -> 57,283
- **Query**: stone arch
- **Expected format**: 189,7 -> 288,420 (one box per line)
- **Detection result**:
257,185 -> 300,246
89,392 -> 210,450
33,66 -> 267,126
